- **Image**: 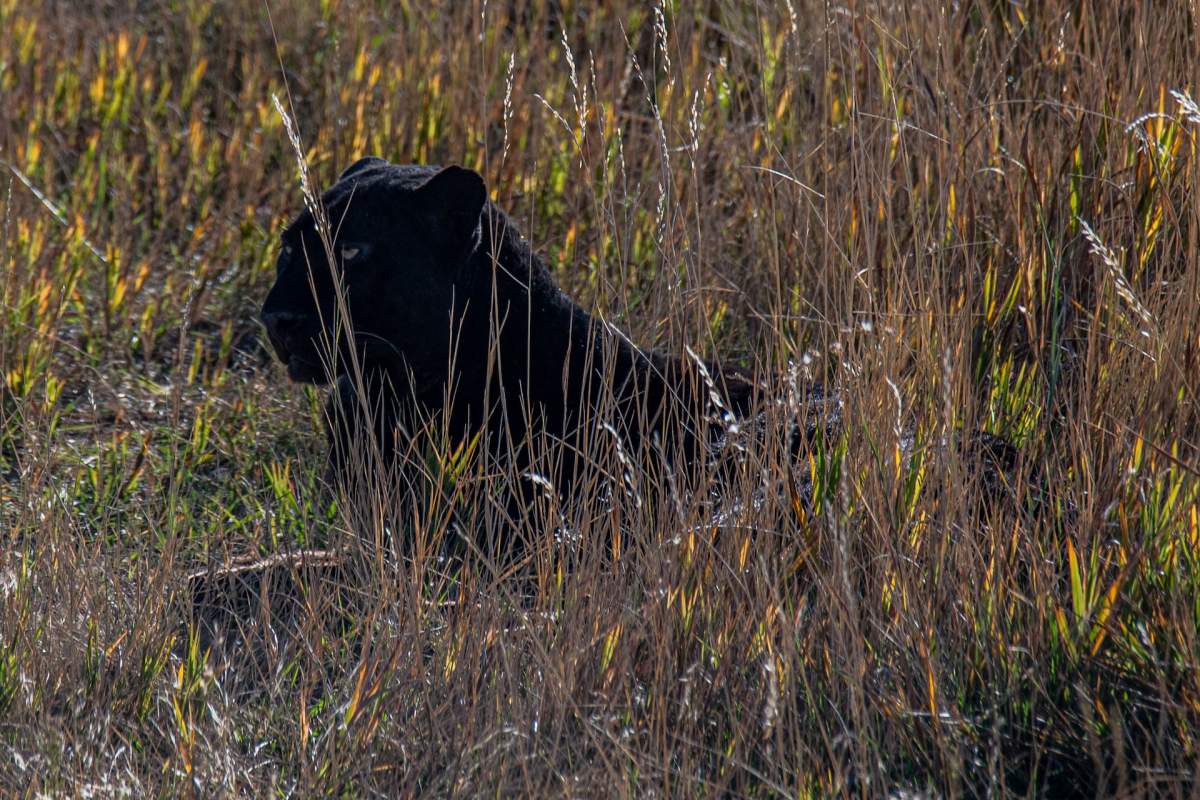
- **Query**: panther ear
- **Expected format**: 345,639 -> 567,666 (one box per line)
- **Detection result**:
339,156 -> 389,182
415,166 -> 487,256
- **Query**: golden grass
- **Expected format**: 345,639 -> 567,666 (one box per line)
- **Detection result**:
1,0 -> 1199,795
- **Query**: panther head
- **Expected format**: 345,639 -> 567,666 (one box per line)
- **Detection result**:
260,158 -> 488,388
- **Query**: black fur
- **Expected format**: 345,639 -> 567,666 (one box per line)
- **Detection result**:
261,160 -> 754,506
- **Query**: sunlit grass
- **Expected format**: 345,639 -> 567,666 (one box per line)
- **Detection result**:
2,0 -> 1199,795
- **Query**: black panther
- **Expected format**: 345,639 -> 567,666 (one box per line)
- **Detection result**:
261,158 -> 756,517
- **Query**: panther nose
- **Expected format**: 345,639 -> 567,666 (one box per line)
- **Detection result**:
262,310 -> 304,339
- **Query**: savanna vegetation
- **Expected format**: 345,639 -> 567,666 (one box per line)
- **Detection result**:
1,1 -> 1199,796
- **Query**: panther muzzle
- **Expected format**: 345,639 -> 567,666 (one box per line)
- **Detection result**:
261,310 -> 331,384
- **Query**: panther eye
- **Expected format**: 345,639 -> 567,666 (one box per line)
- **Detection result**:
340,245 -> 361,262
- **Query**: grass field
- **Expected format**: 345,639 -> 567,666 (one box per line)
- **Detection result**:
2,0 -> 1199,796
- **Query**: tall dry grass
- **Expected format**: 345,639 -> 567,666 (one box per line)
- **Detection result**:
1,0 -> 1199,795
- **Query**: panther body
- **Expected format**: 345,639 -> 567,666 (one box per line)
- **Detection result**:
261,158 -> 754,494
